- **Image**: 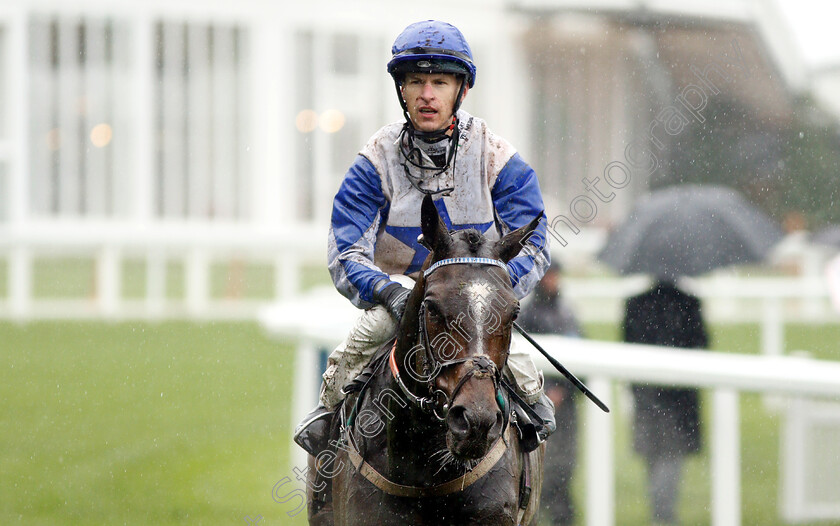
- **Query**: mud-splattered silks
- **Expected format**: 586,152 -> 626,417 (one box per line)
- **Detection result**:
327,110 -> 550,309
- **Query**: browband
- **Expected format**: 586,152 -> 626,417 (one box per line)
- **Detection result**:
423,257 -> 508,278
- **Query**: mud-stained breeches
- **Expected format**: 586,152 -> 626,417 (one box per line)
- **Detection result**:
320,305 -> 544,409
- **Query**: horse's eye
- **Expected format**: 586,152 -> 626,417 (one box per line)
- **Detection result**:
511,304 -> 521,321
425,301 -> 443,320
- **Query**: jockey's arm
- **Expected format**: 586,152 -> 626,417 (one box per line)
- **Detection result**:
327,154 -> 393,309
490,153 -> 551,299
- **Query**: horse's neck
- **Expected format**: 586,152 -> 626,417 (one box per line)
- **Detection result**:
363,280 -> 462,483
358,365 -> 449,484
383,365 -> 439,441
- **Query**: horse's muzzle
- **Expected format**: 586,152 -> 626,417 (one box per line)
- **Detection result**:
446,401 -> 504,459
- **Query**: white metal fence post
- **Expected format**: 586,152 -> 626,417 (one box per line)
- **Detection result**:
781,396 -> 805,521
712,388 -> 741,526
9,247 -> 31,319
97,245 -> 121,317
186,249 -> 209,316
762,297 -> 783,356
586,376 -> 614,526
276,252 -> 301,300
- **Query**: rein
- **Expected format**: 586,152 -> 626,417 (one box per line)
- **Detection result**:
389,343 -> 501,421
345,256 -> 513,497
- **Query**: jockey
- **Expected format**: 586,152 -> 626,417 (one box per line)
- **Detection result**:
294,20 -> 556,456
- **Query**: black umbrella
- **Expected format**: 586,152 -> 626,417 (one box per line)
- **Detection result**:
598,184 -> 784,279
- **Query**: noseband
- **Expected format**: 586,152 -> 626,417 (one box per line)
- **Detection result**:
390,257 -> 508,421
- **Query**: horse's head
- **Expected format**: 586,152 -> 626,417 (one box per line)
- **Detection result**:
398,195 -> 542,460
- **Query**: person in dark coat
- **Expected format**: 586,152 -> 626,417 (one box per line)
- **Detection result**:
518,262 -> 582,525
622,280 -> 708,525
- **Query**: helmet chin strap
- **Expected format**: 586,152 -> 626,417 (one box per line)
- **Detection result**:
395,78 -> 466,196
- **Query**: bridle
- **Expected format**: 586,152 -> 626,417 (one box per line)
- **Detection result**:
390,257 -> 509,421
340,256 -> 538,508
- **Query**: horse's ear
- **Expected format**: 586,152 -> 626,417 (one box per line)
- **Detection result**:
421,194 -> 450,255
496,214 -> 543,263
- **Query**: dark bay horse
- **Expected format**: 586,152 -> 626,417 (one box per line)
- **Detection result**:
308,195 -> 544,525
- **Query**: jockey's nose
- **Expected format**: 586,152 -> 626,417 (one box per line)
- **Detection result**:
419,81 -> 435,101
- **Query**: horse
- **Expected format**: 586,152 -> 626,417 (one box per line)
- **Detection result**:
307,194 -> 545,525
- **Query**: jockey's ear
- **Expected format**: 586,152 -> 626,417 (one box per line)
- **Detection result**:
496,214 -> 543,264
421,194 -> 451,256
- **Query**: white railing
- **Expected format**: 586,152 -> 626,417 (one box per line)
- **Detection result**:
258,288 -> 840,526
529,336 -> 840,526
563,273 -> 836,357
0,221 -> 326,319
3,227 -> 836,344
564,274 -> 832,323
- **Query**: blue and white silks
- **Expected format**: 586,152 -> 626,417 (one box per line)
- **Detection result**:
328,110 -> 550,309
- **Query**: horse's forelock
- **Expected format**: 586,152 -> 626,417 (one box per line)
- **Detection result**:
451,228 -> 488,256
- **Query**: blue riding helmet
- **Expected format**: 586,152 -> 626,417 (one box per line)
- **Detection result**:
387,20 -> 477,88
388,21 -> 476,191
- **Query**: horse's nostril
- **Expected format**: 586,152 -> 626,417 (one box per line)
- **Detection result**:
486,410 -> 503,440
447,405 -> 470,437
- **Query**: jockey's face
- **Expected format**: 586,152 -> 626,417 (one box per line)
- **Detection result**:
401,72 -> 468,133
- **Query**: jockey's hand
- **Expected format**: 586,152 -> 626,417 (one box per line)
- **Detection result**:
375,282 -> 412,321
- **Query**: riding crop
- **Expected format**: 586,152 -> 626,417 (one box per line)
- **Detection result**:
513,322 -> 610,413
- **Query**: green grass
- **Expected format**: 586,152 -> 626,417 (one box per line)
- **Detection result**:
3,321 -> 839,525
31,258 -> 98,299
0,321 -> 301,525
